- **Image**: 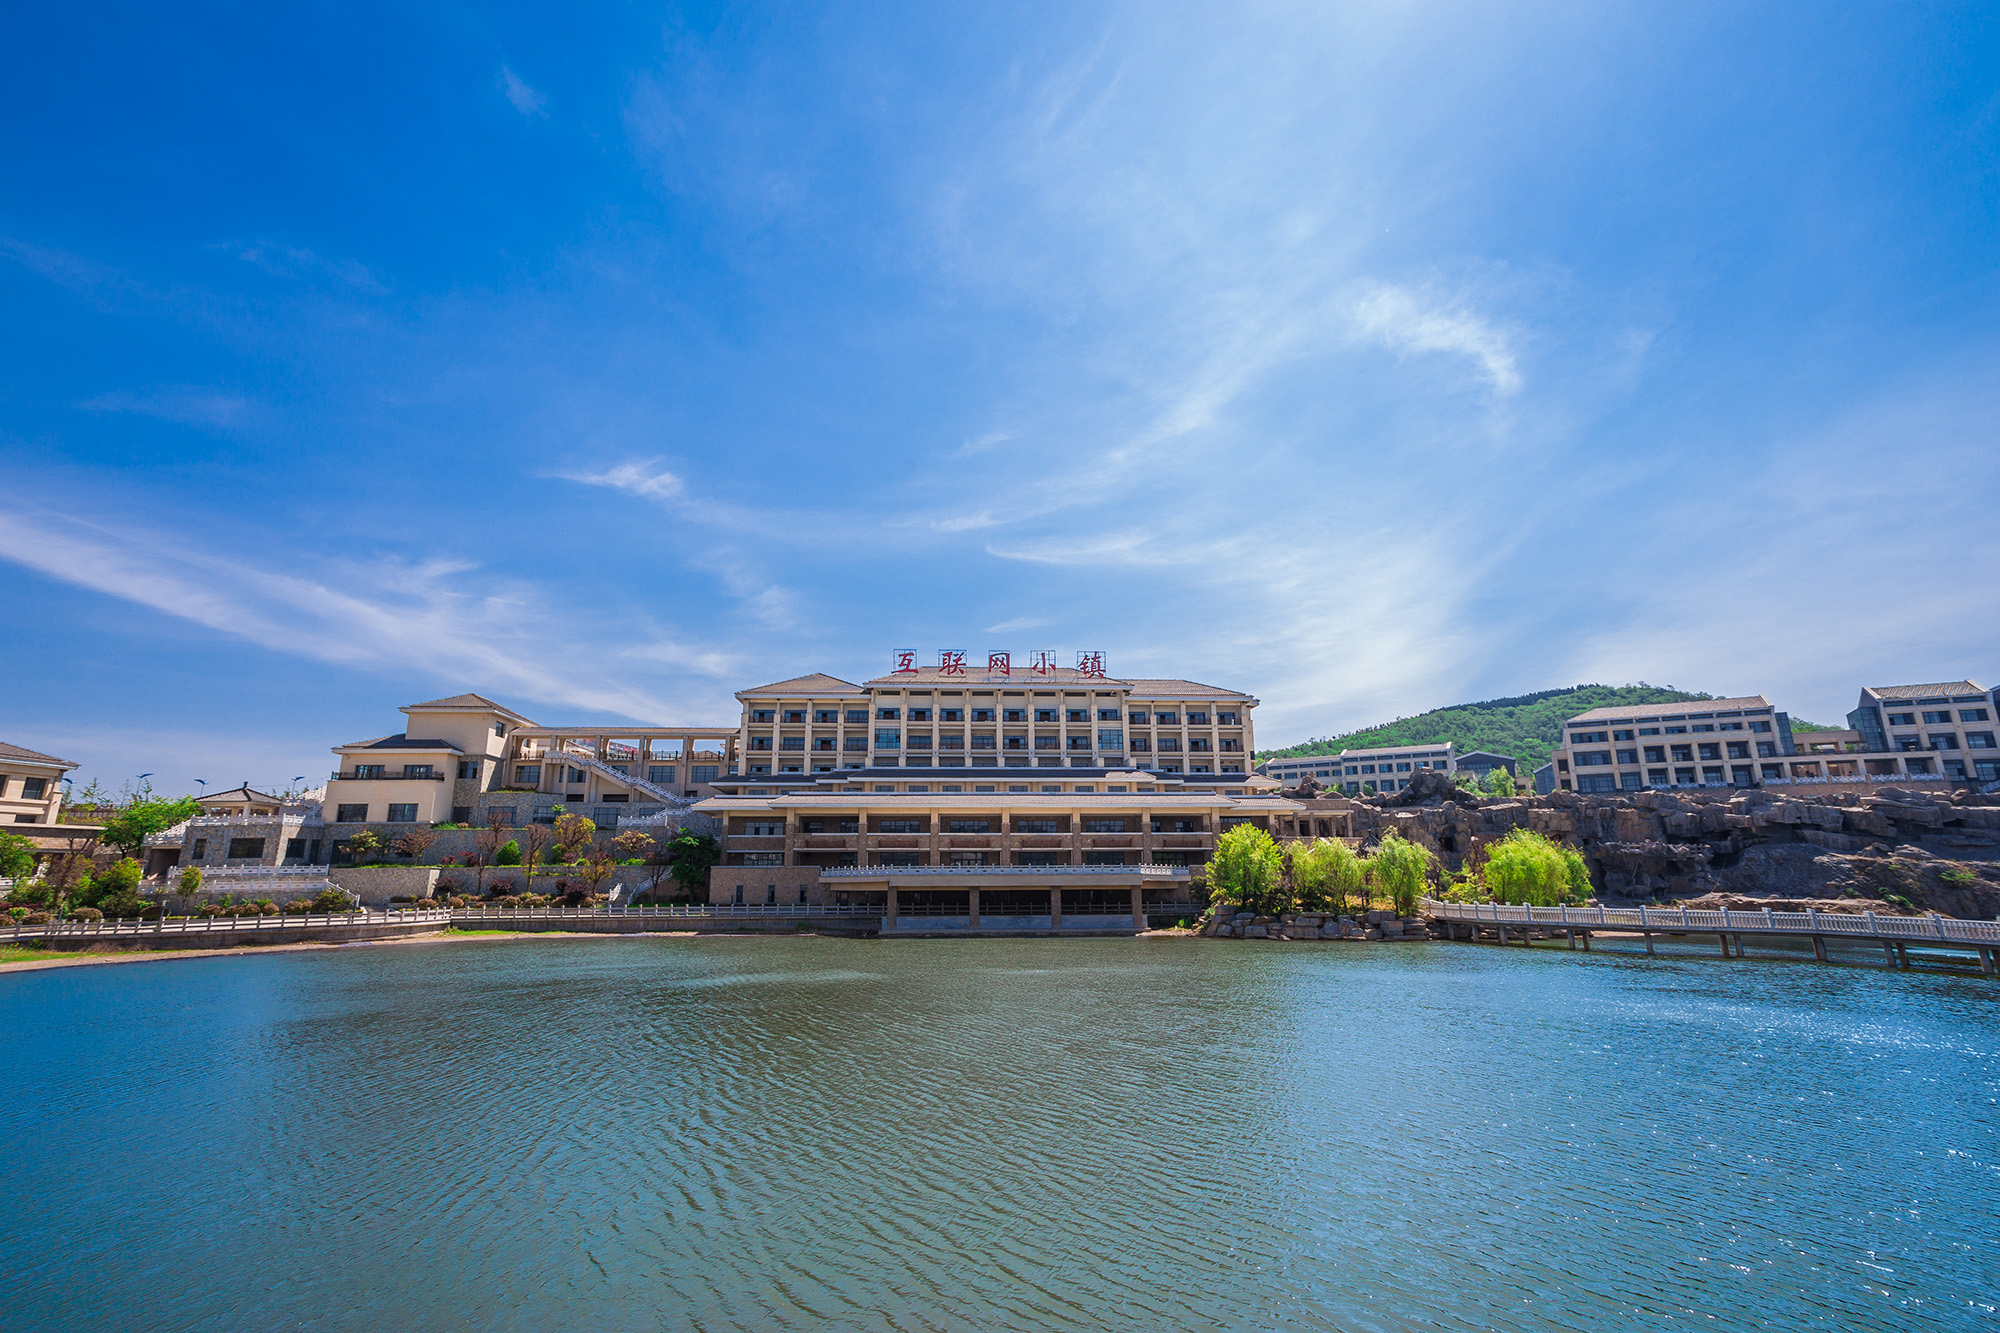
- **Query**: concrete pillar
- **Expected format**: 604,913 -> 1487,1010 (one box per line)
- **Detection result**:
1643,932 -> 1653,954
884,885 -> 898,931
969,885 -> 981,931
1895,941 -> 1909,969
1050,884 -> 1063,932
1131,883 -> 1144,931
1718,934 -> 1731,959
1812,935 -> 1828,963
1579,931 -> 1590,951
1566,928 -> 1576,950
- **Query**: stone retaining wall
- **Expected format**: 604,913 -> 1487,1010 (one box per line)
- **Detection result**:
1205,909 -> 1431,941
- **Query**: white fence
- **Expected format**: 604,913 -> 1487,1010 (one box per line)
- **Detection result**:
1424,898 -> 2000,944
3,909 -> 452,942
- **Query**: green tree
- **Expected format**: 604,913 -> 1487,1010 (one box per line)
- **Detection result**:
1483,766 -> 1517,798
1367,833 -> 1432,917
77,857 -> 145,913
342,830 -> 383,864
1480,828 -> 1590,905
1208,824 -> 1283,913
494,839 -> 523,866
553,813 -> 596,862
0,830 -> 35,881
99,796 -> 201,858
665,832 -> 721,899
177,864 -> 204,913
1291,837 -> 1364,916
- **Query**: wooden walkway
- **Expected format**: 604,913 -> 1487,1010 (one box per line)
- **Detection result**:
1424,899 -> 2000,975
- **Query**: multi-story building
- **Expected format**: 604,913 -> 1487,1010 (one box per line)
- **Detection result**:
733,662 -> 1256,776
320,693 -> 737,834
1257,743 -> 1455,794
0,741 -> 74,827
1550,680 -> 1998,792
699,657 -> 1295,922
1847,681 -> 1999,784
142,785 -> 328,878
1550,696 -> 1793,792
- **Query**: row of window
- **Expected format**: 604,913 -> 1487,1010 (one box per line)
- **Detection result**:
0,775 -> 50,800
513,763 -> 720,785
1888,709 -> 1989,725
334,803 -> 422,822
1571,721 -> 1772,745
1893,733 -> 1996,750
743,817 -> 1196,835
187,836 -> 318,862
750,707 -> 1238,726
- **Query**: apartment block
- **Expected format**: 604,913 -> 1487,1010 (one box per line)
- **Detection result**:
1551,696 -> 1791,792
1258,743 -> 1455,794
0,741 -> 74,827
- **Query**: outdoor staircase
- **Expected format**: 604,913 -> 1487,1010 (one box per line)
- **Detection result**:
552,746 -> 697,814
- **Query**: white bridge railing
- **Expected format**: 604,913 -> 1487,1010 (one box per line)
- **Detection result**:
452,904 -> 883,920
1424,899 -> 2000,943
3,909 -> 452,941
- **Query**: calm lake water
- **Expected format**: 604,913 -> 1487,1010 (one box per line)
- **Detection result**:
2,935 -> 1996,1331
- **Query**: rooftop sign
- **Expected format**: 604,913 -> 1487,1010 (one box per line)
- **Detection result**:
894,649 -> 1108,678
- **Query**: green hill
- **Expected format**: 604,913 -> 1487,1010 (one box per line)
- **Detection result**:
1257,684 -> 1721,771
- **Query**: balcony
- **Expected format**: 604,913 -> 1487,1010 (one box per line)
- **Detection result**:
331,771 -> 445,782
727,836 -> 786,851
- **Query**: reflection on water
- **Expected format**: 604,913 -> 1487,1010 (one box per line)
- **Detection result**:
1,936 -> 1995,1331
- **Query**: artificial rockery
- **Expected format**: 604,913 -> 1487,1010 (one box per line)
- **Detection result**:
1309,769 -> 2000,920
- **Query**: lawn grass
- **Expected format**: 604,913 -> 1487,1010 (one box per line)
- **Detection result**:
0,944 -> 83,965
443,928 -> 517,937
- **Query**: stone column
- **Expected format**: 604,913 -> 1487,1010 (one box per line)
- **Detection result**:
969,885 -> 981,931
1050,883 -> 1063,932
1131,883 -> 1144,931
884,882 -> 898,931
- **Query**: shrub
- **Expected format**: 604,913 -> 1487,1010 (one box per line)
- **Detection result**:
198,903 -> 224,918
8,882 -> 51,909
496,895 -> 523,908
69,907 -> 105,922
22,911 -> 52,925
446,895 -> 468,908
310,887 -> 354,913
8,907 -> 25,924
177,865 -> 203,896
1940,865 -> 1977,887
283,899 -> 314,913
494,840 -> 522,867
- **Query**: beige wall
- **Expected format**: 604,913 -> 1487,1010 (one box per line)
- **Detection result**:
0,757 -> 72,828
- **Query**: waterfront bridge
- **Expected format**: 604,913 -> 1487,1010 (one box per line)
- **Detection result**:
1425,898 -> 2000,975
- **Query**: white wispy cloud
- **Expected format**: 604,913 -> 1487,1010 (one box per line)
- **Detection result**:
0,498 -> 719,721
560,458 -> 686,501
499,66 -> 547,116
983,616 -> 1052,633
80,387 -> 255,431
1349,281 -> 1522,394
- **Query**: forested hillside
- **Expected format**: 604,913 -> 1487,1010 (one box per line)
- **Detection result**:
1257,685 -> 1718,771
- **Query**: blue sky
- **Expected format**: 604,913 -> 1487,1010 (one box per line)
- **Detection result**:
3,2 -> 1998,794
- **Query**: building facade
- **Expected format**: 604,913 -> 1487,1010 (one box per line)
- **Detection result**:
1846,681 -> 1999,784
1257,743 -> 1456,794
0,741 -> 75,827
734,662 -> 1255,776
1549,680 -> 1998,792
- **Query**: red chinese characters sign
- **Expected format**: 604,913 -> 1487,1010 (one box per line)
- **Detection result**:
1076,651 -> 1106,678
1029,651 -> 1055,675
893,650 -> 917,674
939,650 -> 967,676
886,649 -> 1107,677
987,651 -> 1010,676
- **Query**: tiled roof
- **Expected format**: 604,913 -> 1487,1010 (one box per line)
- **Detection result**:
1863,681 -> 1987,701
403,693 -> 538,724
1123,678 -> 1254,700
335,734 -> 465,752
198,785 -> 283,804
1565,695 -> 1772,724
736,673 -> 867,697
0,741 -> 77,768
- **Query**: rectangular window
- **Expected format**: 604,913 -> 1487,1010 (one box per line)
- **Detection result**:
1577,774 -> 1616,793
845,710 -> 868,724
692,765 -> 719,784
1749,721 -> 1771,733
1097,729 -> 1123,749
1187,712 -> 1210,725
285,838 -> 306,859
1697,744 -> 1721,761
743,821 -> 783,836
1643,746 -> 1666,763
1702,766 -> 1725,783
191,838 -> 206,860
1154,712 -> 1179,725
226,837 -> 266,859
1966,733 -> 1996,749
1726,742 -> 1750,760
335,803 -> 368,822
1674,767 -> 1696,784
648,765 -> 675,783
403,764 -> 434,778
906,734 -> 932,750
972,708 -> 995,722
1760,764 -> 1783,780
877,708 -> 900,720
1616,749 -> 1638,765
1217,712 -> 1238,725
947,819 -> 991,833
1961,709 -> 1990,723
1016,851 -> 1061,866
1648,768 -> 1671,784
1619,773 -> 1643,791
940,708 -> 963,722
908,708 -> 931,722
21,777 -> 47,799
457,761 -> 481,779
875,729 -> 901,749
1083,818 -> 1126,833
879,818 -> 925,833
516,764 -> 541,784
1756,742 -> 1776,758
751,710 -> 774,723
1930,734 -> 1961,750
784,710 -> 806,723
1576,751 -> 1612,766
1922,710 -> 1952,724
386,804 -> 418,822
352,764 -> 384,779
1015,818 -> 1062,834
1887,712 -> 1916,726
1066,709 -> 1088,723
1612,730 -> 1635,742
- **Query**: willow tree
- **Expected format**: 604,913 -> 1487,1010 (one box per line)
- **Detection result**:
1291,838 -> 1365,917
1367,833 -> 1433,917
1208,824 -> 1282,913
1482,828 -> 1591,905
